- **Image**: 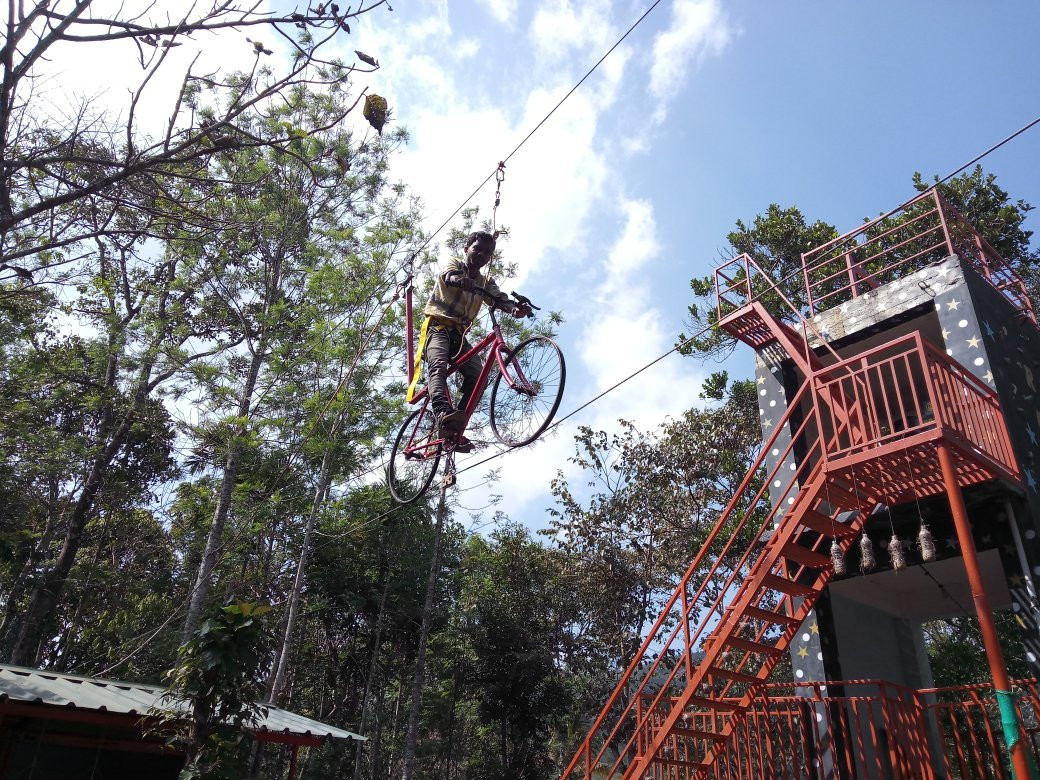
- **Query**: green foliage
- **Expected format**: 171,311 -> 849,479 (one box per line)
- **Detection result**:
678,168 -> 1039,359
451,525 -> 575,779
545,378 -> 763,688
678,205 -> 838,358
160,601 -> 273,779
923,610 -> 1029,688
918,166 -> 1040,304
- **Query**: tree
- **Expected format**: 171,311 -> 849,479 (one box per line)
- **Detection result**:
677,205 -> 838,358
451,524 -> 576,780
173,81 -> 420,641
1,1 -> 405,667
159,600 -> 273,779
678,168 -> 1040,360
914,166 -> 1040,305
0,324 -> 179,664
0,0 -> 390,275
545,376 -> 763,705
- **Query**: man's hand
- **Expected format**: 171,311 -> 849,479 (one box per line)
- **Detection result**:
512,302 -> 534,318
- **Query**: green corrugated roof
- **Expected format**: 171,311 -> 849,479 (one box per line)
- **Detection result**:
0,663 -> 365,742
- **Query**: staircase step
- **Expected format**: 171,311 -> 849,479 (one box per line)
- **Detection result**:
725,636 -> 783,656
743,605 -> 800,626
709,666 -> 762,686
799,508 -> 857,537
650,756 -> 705,769
671,727 -> 727,743
822,482 -> 868,509
780,542 -> 831,570
686,696 -> 738,712
761,573 -> 815,598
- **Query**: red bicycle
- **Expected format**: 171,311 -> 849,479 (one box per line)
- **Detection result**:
388,290 -> 566,504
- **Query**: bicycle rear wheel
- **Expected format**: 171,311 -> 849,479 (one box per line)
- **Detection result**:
490,336 -> 566,447
388,407 -> 442,504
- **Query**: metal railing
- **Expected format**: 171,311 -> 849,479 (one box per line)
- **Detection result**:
812,331 -> 1018,479
715,189 -> 1037,329
800,189 -> 1036,324
560,329 -> 1020,779
701,678 -> 1040,780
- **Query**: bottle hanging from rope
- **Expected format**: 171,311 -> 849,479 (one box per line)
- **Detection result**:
918,524 -> 936,562
859,533 -> 876,573
831,539 -> 847,575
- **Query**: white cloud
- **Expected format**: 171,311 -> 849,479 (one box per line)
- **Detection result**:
577,197 -> 706,429
648,0 -> 733,123
530,0 -> 614,61
477,0 -> 519,26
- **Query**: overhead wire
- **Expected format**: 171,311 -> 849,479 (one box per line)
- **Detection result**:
453,111 -> 1040,479
751,111 -> 1040,296
235,0 -> 673,506
326,105 -> 1040,530
400,0 -> 667,266
54,2 -> 675,675
112,24 -> 1040,666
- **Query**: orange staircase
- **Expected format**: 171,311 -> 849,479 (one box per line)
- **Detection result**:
560,272 -> 1019,779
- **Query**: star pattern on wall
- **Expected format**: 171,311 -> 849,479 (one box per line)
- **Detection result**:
752,262 -> 1040,686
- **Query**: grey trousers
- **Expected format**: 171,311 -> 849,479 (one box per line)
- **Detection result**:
425,325 -> 480,416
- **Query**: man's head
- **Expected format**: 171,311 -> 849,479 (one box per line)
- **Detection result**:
463,231 -> 496,270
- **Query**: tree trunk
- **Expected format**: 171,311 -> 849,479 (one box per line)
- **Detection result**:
352,561 -> 391,780
182,245 -> 283,642
267,453 -> 332,701
181,342 -> 266,642
401,485 -> 448,780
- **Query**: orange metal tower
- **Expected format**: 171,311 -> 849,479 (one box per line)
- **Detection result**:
560,190 -> 1040,779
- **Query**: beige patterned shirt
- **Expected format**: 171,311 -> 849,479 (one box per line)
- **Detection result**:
422,258 -> 503,330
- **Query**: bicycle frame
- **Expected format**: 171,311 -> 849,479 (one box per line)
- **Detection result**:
405,317 -> 534,450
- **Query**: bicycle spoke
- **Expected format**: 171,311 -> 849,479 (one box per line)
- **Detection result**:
388,407 -> 442,503
490,337 -> 566,447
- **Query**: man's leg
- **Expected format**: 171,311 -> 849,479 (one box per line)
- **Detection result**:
454,334 -> 481,415
424,327 -> 455,417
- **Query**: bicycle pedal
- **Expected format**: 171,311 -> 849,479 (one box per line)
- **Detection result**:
441,472 -> 456,488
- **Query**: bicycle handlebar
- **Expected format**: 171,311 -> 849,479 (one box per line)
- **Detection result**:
469,285 -> 539,318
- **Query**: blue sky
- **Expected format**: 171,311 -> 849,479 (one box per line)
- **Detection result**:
39,0 -> 1040,531
343,0 -> 1040,528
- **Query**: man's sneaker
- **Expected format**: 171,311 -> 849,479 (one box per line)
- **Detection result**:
436,409 -> 467,434
453,435 -> 474,454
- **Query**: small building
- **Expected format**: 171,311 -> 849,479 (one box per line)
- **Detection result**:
0,663 -> 364,778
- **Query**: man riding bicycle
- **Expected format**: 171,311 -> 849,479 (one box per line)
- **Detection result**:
422,231 -> 531,452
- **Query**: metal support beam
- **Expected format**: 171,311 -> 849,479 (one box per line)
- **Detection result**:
937,442 -> 1035,780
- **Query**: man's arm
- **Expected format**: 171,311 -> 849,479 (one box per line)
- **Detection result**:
486,291 -> 533,318
442,263 -> 473,290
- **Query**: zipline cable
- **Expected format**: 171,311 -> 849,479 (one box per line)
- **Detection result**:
313,107 -> 1040,541
749,111 -> 1040,298
396,0 -> 666,268
111,109 -> 1040,667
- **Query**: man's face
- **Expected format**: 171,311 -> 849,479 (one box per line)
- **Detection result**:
465,237 -> 495,269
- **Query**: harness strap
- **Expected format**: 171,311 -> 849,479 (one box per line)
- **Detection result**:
406,316 -> 432,403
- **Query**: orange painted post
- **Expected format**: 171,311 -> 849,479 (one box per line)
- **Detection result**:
288,744 -> 299,780
937,441 -> 1035,780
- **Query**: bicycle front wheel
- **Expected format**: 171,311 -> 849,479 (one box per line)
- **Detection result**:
490,336 -> 566,447
388,407 -> 442,504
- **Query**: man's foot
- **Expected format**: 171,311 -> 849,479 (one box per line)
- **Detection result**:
436,409 -> 467,435
453,435 -> 474,454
